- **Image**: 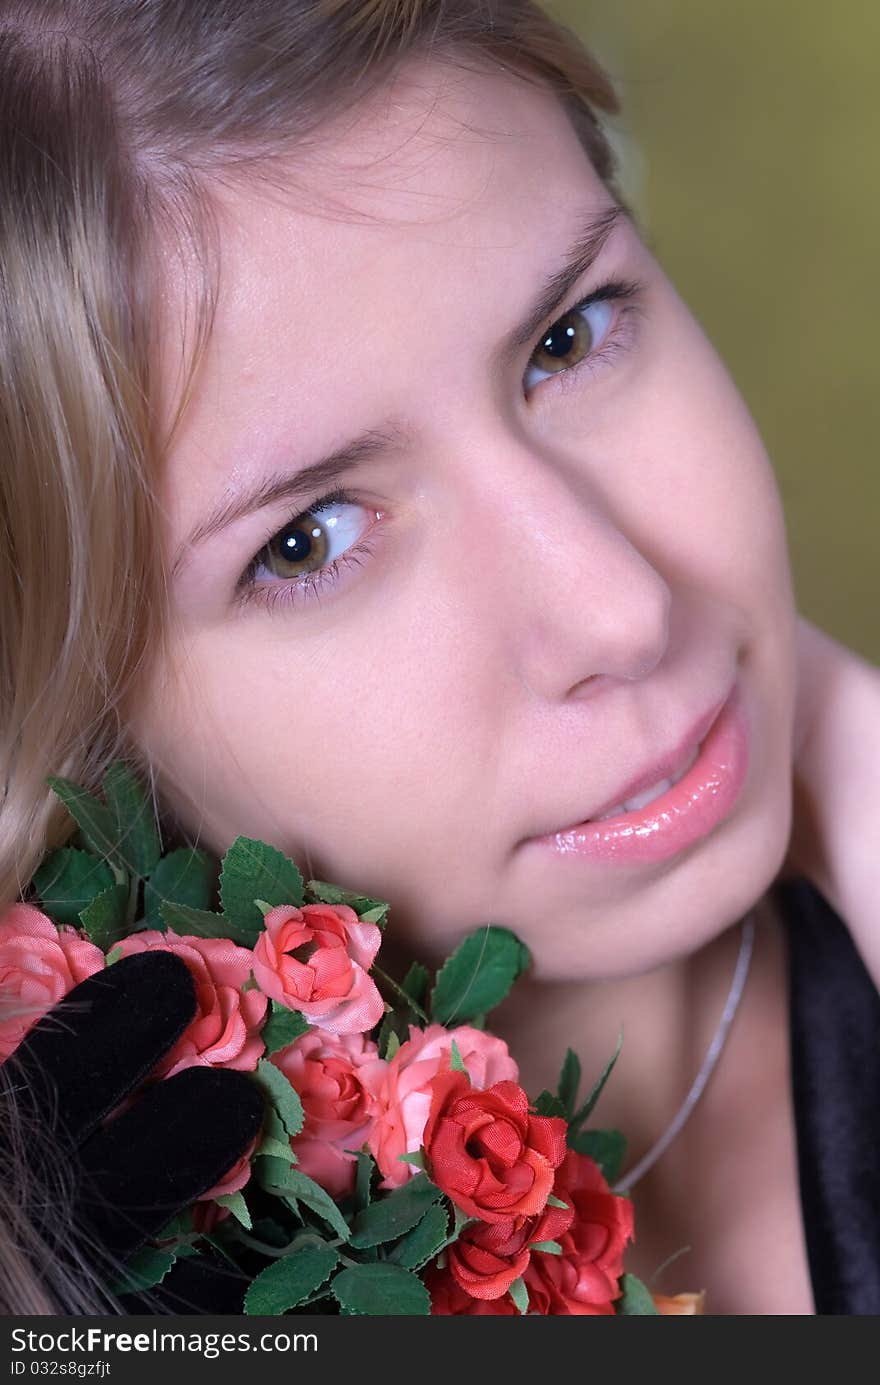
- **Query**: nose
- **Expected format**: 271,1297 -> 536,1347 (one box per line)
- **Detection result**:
470,452 -> 672,700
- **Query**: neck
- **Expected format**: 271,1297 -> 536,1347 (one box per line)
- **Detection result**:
489,896 -> 774,1170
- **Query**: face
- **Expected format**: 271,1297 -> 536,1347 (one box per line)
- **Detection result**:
130,58 -> 798,981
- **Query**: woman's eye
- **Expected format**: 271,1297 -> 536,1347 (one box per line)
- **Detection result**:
237,489 -> 379,612
523,293 -> 619,391
256,495 -> 365,580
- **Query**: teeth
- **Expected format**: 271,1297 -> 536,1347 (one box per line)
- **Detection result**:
595,743 -> 701,822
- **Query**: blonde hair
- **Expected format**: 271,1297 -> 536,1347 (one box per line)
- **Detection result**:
0,0 -> 618,1314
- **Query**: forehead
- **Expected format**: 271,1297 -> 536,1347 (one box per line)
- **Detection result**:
155,58 -> 609,538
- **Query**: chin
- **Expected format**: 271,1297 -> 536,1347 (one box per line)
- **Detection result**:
508,752 -> 794,984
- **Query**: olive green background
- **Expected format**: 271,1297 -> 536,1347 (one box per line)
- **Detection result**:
555,1 -> 878,661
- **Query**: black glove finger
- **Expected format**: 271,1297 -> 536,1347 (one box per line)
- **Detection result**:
4,951 -> 198,1148
74,1065 -> 265,1264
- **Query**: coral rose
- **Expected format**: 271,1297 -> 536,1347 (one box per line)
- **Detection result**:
115,931 -> 266,1075
367,1023 -> 519,1189
423,1072 -> 567,1224
252,903 -> 383,1036
271,1028 -> 383,1198
523,1149 -> 635,1314
0,904 -> 103,1062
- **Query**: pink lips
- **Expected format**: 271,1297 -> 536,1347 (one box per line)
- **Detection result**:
528,688 -> 750,866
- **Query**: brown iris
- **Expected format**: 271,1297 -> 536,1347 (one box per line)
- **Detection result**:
532,308 -> 595,376
262,508 -> 330,578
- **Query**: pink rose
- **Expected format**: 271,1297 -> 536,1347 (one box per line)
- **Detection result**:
271,1028 -> 384,1198
0,903 -> 104,1062
252,903 -> 383,1036
367,1024 -> 519,1188
115,931 -> 267,1076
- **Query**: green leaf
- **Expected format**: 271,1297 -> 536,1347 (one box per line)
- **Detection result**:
530,1240 -> 562,1255
220,837 -> 304,940
557,1048 -> 581,1119
400,961 -> 429,1008
142,848 -> 213,928
429,926 -> 530,1026
244,1245 -> 339,1316
255,1153 -> 296,1197
568,1128 -> 627,1184
386,1203 -> 448,1270
257,1135 -> 295,1162
396,1151 -> 426,1170
357,904 -> 389,928
570,1029 -> 624,1132
449,1038 -> 468,1074
215,1191 -> 251,1229
546,1193 -> 569,1210
508,1275 -> 529,1316
78,882 -> 129,950
348,1173 -> 443,1250
111,1247 -> 175,1295
101,761 -> 162,878
46,776 -> 123,870
533,1089 -> 567,1120
32,848 -> 116,927
331,1263 -> 430,1316
267,1168 -> 351,1242
157,900 -> 256,946
104,944 -> 124,967
382,1030 -> 401,1061
305,879 -> 387,919
252,1058 -> 305,1139
261,1000 -> 310,1055
615,1273 -> 659,1315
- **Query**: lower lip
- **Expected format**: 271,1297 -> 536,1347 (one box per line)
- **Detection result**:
527,689 -> 750,867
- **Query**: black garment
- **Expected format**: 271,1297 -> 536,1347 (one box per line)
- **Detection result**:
776,876 -> 880,1315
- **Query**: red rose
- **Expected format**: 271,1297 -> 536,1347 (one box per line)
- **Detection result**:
427,1266 -> 520,1315
423,1072 -> 567,1223
523,1149 -> 634,1314
446,1216 -> 532,1300
445,1172 -> 574,1301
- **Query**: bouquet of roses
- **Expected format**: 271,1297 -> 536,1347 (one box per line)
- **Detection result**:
0,762 -> 703,1316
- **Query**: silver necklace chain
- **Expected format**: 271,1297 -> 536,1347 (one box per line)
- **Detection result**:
612,912 -> 757,1195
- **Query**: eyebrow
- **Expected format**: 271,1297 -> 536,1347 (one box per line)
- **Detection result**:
171,202 -> 624,580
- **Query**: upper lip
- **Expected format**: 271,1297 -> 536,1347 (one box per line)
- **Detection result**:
537,691 -> 730,836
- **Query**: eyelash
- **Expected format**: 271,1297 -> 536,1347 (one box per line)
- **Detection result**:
237,276 -> 643,614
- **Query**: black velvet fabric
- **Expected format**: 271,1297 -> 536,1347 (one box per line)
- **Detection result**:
4,951 -> 263,1283
776,877 -> 880,1315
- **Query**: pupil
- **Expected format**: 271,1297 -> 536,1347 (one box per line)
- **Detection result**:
279,523 -> 314,562
542,316 -> 578,360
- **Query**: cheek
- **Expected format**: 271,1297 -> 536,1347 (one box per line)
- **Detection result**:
616,298 -> 794,620
134,587 -> 509,936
